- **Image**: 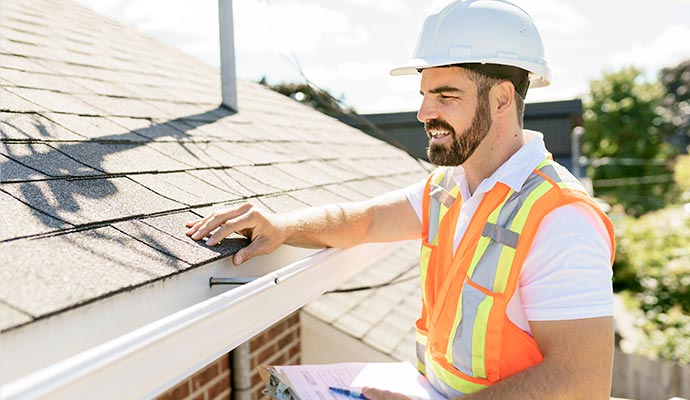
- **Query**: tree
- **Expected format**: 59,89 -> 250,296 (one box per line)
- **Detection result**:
583,67 -> 678,216
258,77 -> 352,117
659,59 -> 690,154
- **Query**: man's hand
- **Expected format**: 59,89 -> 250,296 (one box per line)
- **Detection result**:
185,203 -> 286,265
360,387 -> 411,400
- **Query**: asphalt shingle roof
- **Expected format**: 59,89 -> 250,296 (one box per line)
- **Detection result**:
0,0 -> 429,333
303,240 -> 422,363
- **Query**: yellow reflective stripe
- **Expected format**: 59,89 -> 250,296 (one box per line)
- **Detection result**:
429,355 -> 488,394
471,296 -> 494,378
438,203 -> 450,225
433,167 -> 447,184
437,186 -> 459,222
557,181 -> 585,192
416,330 -> 428,346
466,190 -> 512,279
536,159 -> 551,170
510,181 -> 552,233
417,360 -> 426,375
493,245 -> 516,293
419,245 -> 433,302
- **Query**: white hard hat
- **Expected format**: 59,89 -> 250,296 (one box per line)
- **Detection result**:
391,0 -> 551,91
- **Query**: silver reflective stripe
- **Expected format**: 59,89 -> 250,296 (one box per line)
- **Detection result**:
498,173 -> 545,225
430,184 -> 455,208
482,223 -> 519,248
538,163 -> 561,181
451,282 -> 487,376
428,196 -> 441,241
469,241 -> 502,290
427,169 -> 458,241
540,162 -> 586,191
416,341 -> 426,367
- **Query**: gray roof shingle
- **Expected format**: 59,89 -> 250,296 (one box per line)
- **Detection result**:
0,0 -> 429,333
303,240 -> 422,363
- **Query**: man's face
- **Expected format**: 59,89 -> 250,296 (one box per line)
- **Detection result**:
417,67 -> 492,166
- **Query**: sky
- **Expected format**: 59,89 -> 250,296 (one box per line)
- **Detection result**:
76,0 -> 690,114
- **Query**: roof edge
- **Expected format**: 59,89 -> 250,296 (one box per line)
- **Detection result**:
1,242 -> 401,399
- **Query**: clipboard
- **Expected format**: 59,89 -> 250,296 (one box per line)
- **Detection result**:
257,362 -> 445,400
258,365 -> 301,400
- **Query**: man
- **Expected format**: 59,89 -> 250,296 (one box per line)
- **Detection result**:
186,1 -> 615,398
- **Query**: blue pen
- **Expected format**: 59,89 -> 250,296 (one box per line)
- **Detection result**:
328,386 -> 367,399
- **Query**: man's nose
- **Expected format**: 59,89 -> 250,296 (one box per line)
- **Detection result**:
417,97 -> 438,123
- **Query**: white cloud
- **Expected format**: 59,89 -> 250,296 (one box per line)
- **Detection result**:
78,0 -> 220,66
341,0 -> 405,13
233,1 -> 353,55
608,24 -> 690,72
513,0 -> 587,37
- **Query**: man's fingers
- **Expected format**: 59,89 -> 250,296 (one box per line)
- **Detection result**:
189,204 -> 253,240
185,219 -> 200,228
232,236 -> 279,265
205,211 -> 255,246
360,388 -> 409,400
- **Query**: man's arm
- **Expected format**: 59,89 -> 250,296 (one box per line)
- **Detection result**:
185,189 -> 421,265
362,316 -> 614,400
461,316 -> 614,399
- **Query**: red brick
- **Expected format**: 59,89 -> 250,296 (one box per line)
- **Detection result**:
268,324 -> 285,339
219,355 -> 230,373
251,371 -> 262,387
257,344 -> 278,363
250,334 -> 267,352
287,313 -> 299,326
277,333 -> 293,349
287,344 -> 300,361
191,360 -> 221,391
207,376 -> 230,400
155,380 -> 190,400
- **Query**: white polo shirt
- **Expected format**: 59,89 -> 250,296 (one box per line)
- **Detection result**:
405,130 -> 614,333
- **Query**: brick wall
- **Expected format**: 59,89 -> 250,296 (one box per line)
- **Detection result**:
250,312 -> 301,400
155,312 -> 301,400
156,354 -> 231,400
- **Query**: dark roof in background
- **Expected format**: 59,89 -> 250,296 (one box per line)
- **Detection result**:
0,0 -> 428,332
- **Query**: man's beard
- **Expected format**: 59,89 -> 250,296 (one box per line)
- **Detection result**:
425,93 -> 492,166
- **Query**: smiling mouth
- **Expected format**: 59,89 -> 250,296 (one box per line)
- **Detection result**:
429,130 -> 451,140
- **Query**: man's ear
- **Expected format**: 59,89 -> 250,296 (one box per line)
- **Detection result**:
492,80 -> 514,117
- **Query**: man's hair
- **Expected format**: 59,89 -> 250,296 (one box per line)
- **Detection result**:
464,69 -> 526,129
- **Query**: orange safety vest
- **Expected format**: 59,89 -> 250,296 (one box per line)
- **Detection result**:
416,159 -> 615,395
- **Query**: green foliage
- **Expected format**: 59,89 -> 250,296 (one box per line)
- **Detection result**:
258,77 -> 352,117
636,307 -> 690,365
659,59 -> 690,153
677,155 -> 690,203
583,67 -> 678,216
614,206 -> 690,364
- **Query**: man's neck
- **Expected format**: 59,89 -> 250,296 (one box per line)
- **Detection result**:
464,125 -> 525,195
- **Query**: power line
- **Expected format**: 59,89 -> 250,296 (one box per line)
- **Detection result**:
587,157 -> 671,167
325,263 -> 418,294
593,174 -> 675,188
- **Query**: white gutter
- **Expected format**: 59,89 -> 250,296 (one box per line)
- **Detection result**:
1,242 -> 399,400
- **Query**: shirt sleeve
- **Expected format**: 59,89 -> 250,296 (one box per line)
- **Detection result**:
519,203 -> 614,321
403,178 -> 427,223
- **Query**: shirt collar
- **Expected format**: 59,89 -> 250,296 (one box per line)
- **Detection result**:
451,129 -> 549,198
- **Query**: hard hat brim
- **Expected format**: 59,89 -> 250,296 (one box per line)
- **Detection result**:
390,56 -> 551,88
